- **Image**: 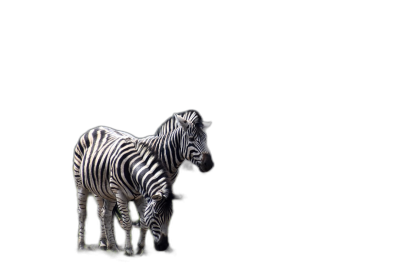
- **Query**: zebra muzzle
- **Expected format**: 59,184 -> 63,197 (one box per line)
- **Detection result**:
200,153 -> 214,172
154,234 -> 169,251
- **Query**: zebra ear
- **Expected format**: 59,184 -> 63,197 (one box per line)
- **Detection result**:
174,114 -> 189,131
202,121 -> 212,129
152,193 -> 163,201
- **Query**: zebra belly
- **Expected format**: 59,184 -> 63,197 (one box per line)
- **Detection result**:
80,150 -> 116,201
81,172 -> 115,201
80,154 -> 142,201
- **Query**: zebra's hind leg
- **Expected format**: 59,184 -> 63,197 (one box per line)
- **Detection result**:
77,187 -> 89,250
102,199 -> 119,252
94,195 -> 107,250
115,191 -> 134,256
134,197 -> 148,255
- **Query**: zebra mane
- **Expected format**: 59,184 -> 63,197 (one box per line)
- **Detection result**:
155,109 -> 204,136
132,140 -> 173,194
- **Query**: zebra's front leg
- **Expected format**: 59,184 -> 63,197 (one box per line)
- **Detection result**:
116,191 -> 134,256
77,187 -> 89,250
134,197 -> 148,255
102,199 -> 118,251
136,227 -> 148,255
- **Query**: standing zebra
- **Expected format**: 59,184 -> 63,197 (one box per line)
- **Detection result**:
154,110 -> 214,176
73,127 -> 175,255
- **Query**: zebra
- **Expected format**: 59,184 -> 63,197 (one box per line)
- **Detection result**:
73,127 -> 176,255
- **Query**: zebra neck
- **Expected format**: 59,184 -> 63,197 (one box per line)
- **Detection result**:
145,129 -> 185,176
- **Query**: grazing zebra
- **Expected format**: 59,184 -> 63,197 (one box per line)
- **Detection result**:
73,127 -> 175,255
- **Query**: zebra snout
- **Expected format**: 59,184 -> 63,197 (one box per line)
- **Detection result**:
200,153 -> 214,172
154,234 -> 169,251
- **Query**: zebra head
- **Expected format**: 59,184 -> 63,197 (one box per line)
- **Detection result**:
174,113 -> 214,172
144,190 -> 174,251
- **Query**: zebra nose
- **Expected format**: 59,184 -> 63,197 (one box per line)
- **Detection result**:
154,234 -> 169,251
200,153 -> 214,172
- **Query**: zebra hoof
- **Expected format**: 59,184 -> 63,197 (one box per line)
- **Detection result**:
125,248 -> 134,256
107,246 -> 119,252
78,243 -> 86,250
136,246 -> 144,255
99,239 -> 107,250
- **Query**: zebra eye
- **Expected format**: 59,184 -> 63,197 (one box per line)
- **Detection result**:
188,136 -> 195,142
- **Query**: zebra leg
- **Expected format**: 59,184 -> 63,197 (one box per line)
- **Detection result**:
95,197 -> 120,251
115,191 -> 134,256
116,204 -> 140,230
134,197 -> 148,255
77,187 -> 89,250
94,195 -> 107,250
137,226 -> 148,255
102,199 -> 119,251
